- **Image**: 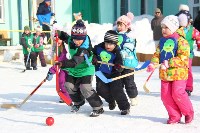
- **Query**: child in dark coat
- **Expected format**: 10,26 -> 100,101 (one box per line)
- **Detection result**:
92,30 -> 130,115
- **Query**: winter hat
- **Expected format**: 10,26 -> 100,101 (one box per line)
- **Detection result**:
71,20 -> 87,40
35,25 -> 42,32
179,4 -> 189,11
178,14 -> 189,27
155,8 -> 161,13
104,30 -> 118,44
24,25 -> 30,31
117,12 -> 134,28
161,15 -> 179,33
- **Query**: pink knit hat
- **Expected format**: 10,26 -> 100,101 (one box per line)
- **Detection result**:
117,12 -> 134,28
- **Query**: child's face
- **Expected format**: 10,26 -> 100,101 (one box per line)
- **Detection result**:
24,30 -> 30,34
161,24 -> 172,37
36,31 -> 41,36
117,22 -> 128,32
73,39 -> 84,47
105,42 -> 116,52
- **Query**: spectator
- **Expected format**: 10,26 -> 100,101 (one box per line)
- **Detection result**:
151,8 -> 164,49
194,11 -> 200,33
36,0 -> 54,42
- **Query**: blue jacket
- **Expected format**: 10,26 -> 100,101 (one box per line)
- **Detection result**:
36,1 -> 52,25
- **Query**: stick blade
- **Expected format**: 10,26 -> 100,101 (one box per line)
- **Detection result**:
1,104 -> 19,109
95,71 -> 112,83
143,82 -> 150,93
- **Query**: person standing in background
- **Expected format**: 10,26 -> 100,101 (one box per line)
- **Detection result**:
151,8 -> 164,49
36,0 -> 54,42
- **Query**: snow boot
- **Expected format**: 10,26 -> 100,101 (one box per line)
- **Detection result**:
71,100 -> 85,113
90,108 -> 104,117
26,67 -> 32,70
186,90 -> 191,96
33,67 -> 37,70
130,97 -> 138,106
109,102 -> 116,110
121,109 -> 130,115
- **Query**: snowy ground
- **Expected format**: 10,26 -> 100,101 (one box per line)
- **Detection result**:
0,59 -> 200,133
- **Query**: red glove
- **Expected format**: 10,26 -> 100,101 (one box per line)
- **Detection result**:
146,63 -> 154,72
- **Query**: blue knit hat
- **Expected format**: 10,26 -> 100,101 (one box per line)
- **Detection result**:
71,20 -> 87,40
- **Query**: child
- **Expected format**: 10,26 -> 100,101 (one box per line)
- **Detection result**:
46,30 -> 72,104
20,26 -> 37,70
115,12 -> 139,106
33,26 -> 47,68
92,30 -> 130,115
55,20 -> 104,117
177,13 -> 200,96
146,15 -> 194,124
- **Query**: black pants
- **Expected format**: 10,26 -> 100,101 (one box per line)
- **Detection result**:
24,52 -> 37,68
96,73 -> 130,110
122,69 -> 138,98
42,24 -> 51,42
35,51 -> 46,67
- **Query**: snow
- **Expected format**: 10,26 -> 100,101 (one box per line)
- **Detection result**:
0,60 -> 200,133
0,14 -> 200,133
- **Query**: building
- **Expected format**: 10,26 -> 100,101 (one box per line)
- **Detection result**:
0,0 -> 200,46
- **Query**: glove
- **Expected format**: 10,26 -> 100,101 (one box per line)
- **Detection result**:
54,61 -> 62,67
160,60 -> 169,70
114,63 -> 122,70
146,63 -> 155,72
27,48 -> 31,52
46,71 -> 54,81
34,44 -> 40,48
92,56 -> 98,66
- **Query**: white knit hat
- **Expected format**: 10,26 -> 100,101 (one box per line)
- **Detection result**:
161,15 -> 179,33
35,26 -> 42,32
178,14 -> 188,27
179,4 -> 189,11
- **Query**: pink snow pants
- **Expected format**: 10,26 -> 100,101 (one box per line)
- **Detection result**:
186,58 -> 193,92
161,80 -> 194,121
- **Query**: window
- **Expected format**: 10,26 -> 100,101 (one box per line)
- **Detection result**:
190,0 -> 200,19
0,0 -> 5,23
121,0 -> 128,15
141,0 -> 145,14
157,0 -> 163,13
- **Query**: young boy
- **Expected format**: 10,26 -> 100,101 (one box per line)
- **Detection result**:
177,13 -> 200,96
92,30 -> 130,115
147,15 -> 194,124
33,26 -> 47,68
20,26 -> 37,70
55,20 -> 103,117
115,12 -> 139,106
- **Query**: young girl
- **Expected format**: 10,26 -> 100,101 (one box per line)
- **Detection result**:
115,12 -> 139,106
46,30 -> 71,104
20,26 -> 37,70
147,15 -> 194,124
55,20 -> 103,117
177,13 -> 200,96
33,26 -> 47,68
92,30 -> 130,115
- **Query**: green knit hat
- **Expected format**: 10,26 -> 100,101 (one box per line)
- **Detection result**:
24,25 -> 30,31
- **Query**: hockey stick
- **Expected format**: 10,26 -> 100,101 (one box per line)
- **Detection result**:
55,32 -> 72,106
21,51 -> 31,73
95,60 -> 150,83
1,78 -> 46,109
143,64 -> 160,93
97,61 -> 135,70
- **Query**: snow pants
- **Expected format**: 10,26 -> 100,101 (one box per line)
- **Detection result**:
24,52 -> 37,68
35,51 -> 47,67
186,58 -> 193,92
121,69 -> 138,98
65,75 -> 103,110
96,74 -> 130,110
161,80 -> 194,121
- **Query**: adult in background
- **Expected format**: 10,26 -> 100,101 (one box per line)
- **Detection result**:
151,8 -> 164,49
36,0 -> 54,42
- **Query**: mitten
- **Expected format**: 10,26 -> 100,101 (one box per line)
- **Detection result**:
34,44 -> 40,48
114,63 -> 122,70
27,48 -> 31,52
54,61 -> 62,67
146,63 -> 154,72
160,60 -> 169,70
46,71 -> 54,81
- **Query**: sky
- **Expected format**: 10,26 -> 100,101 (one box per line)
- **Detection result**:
0,15 -> 200,133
